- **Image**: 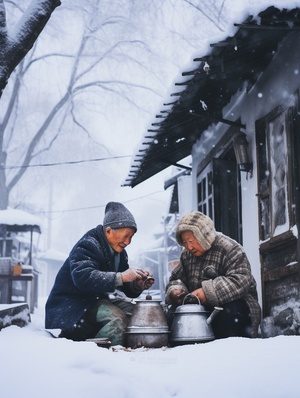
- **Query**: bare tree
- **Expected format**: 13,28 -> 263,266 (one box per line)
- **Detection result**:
0,0 -> 226,215
0,0 -> 161,210
0,0 -> 61,208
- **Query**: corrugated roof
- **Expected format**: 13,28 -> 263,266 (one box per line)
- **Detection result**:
124,6 -> 300,187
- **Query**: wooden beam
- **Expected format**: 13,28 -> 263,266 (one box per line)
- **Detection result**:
263,263 -> 299,282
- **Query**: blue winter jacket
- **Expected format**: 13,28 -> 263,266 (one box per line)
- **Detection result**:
45,225 -> 139,329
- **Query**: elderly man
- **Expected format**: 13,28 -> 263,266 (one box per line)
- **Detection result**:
45,201 -> 154,345
165,211 -> 261,338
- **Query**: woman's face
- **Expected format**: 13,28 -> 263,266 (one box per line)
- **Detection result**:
180,230 -> 206,257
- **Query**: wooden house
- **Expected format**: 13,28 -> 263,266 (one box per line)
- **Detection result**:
124,6 -> 300,336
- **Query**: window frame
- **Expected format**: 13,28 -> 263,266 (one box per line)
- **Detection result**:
256,104 -> 296,243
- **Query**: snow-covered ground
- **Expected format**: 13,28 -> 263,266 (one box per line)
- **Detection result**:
0,298 -> 299,398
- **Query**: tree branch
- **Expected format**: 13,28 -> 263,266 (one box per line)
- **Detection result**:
0,0 -> 61,97
7,91 -> 70,191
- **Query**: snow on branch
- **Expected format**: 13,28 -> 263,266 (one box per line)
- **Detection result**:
0,0 -> 61,97
9,0 -> 61,44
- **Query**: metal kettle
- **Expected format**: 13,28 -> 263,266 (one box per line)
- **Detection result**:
170,294 -> 223,345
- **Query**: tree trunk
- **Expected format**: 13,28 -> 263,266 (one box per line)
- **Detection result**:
0,150 -> 8,209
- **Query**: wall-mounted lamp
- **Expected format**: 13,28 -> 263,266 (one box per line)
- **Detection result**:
233,132 -> 253,176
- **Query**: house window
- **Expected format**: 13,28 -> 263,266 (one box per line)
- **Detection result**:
256,105 -> 295,241
197,153 -> 242,243
197,168 -> 214,221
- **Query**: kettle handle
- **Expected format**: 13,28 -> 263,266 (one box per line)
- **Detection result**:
182,293 -> 200,306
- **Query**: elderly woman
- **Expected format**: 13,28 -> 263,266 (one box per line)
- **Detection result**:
45,201 -> 154,345
165,211 -> 261,338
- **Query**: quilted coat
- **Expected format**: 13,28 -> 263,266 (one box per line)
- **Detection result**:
45,225 -> 140,329
165,232 -> 261,337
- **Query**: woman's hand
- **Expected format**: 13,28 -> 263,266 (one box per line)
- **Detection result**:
191,288 -> 207,305
169,288 -> 186,306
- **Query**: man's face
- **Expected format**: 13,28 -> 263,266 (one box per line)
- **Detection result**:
105,227 -> 136,253
181,230 -> 206,257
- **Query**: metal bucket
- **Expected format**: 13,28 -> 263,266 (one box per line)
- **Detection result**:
126,298 -> 170,348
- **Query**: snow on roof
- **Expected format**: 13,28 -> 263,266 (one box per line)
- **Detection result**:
0,208 -> 42,233
126,2 -> 300,188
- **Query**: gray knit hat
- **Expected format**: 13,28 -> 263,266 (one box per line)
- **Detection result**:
176,211 -> 216,251
103,202 -> 137,231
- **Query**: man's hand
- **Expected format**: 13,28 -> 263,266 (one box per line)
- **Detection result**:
169,288 -> 186,306
121,268 -> 148,283
135,275 -> 155,290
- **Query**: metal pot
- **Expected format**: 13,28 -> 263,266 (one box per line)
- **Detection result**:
126,297 -> 169,348
170,294 -> 223,345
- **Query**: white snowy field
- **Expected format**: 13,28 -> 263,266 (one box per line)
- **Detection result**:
0,298 -> 299,398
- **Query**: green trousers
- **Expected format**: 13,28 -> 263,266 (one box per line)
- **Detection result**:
87,298 -> 136,346
59,298 -> 136,345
